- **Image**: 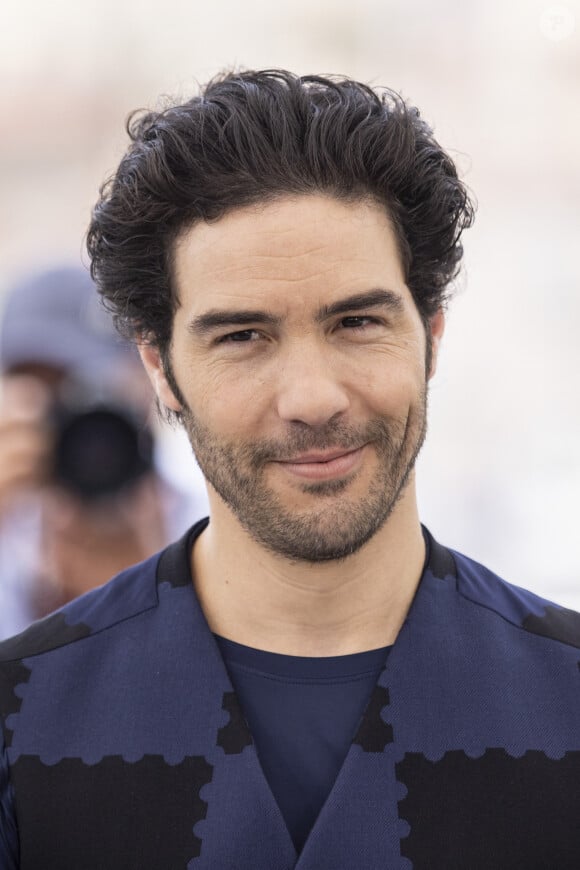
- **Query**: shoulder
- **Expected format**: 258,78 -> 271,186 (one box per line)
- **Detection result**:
446,542 -> 580,651
0,518 -> 203,668
0,553 -> 159,666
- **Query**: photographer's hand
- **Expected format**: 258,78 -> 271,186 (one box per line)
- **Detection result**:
0,376 -> 52,516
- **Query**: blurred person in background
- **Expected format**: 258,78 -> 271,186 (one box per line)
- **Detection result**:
0,266 -> 206,638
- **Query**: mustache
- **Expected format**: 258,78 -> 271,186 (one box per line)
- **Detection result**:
243,419 -> 402,467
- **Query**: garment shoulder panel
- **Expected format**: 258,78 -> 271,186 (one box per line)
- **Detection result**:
0,551 -> 160,664
451,547 -> 580,650
0,520 -> 203,664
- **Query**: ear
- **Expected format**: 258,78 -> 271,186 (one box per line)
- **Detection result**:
427,309 -> 445,380
137,343 -> 183,413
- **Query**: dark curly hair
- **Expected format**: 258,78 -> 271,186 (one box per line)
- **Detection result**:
87,68 -> 474,364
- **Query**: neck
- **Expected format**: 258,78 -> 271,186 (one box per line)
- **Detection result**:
191,481 -> 425,657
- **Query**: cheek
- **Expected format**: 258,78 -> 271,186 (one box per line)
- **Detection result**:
184,369 -> 271,438
353,353 -> 426,417
368,381 -> 422,420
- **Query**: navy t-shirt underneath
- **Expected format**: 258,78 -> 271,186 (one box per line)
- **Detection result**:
215,636 -> 391,853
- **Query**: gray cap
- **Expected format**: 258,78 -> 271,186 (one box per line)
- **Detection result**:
0,266 -> 136,380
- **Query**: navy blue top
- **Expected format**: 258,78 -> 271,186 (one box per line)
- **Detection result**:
216,636 -> 391,851
3,520 -> 580,868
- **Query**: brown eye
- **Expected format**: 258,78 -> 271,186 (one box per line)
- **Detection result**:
219,329 -> 259,343
340,316 -> 376,329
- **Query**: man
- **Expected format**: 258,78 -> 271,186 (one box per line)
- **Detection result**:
1,70 -> 579,869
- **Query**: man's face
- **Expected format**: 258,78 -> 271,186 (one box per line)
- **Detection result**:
141,194 -> 443,562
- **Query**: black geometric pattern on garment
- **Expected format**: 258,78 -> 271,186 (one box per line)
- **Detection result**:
423,529 -> 457,581
13,753 -> 213,870
397,749 -> 580,869
217,691 -> 253,754
0,659 -> 31,748
522,605 -> 580,650
156,519 -> 209,589
352,685 -> 393,752
0,611 -> 90,662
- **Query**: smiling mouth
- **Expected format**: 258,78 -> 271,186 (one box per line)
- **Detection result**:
273,446 -> 366,481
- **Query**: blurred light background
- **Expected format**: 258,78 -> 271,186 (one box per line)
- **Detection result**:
1,0 -> 579,605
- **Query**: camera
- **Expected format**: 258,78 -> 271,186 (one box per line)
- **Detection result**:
51,393 -> 154,501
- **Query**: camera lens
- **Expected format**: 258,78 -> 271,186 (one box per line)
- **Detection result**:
53,406 -> 153,499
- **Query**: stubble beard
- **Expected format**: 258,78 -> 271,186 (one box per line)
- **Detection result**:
179,389 -> 428,564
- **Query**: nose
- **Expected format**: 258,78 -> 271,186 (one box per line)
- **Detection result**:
275,342 -> 350,428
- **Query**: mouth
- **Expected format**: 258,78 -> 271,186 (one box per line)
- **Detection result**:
273,445 -> 366,481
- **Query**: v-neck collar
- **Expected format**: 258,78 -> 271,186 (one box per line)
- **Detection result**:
155,517 -> 457,864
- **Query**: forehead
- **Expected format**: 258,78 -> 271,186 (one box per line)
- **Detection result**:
172,194 -> 410,314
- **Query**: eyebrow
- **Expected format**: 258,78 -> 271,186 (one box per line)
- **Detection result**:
188,309 -> 282,336
316,289 -> 404,321
187,288 -> 404,337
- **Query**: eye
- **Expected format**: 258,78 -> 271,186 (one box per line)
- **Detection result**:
217,329 -> 261,344
339,315 -> 379,330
